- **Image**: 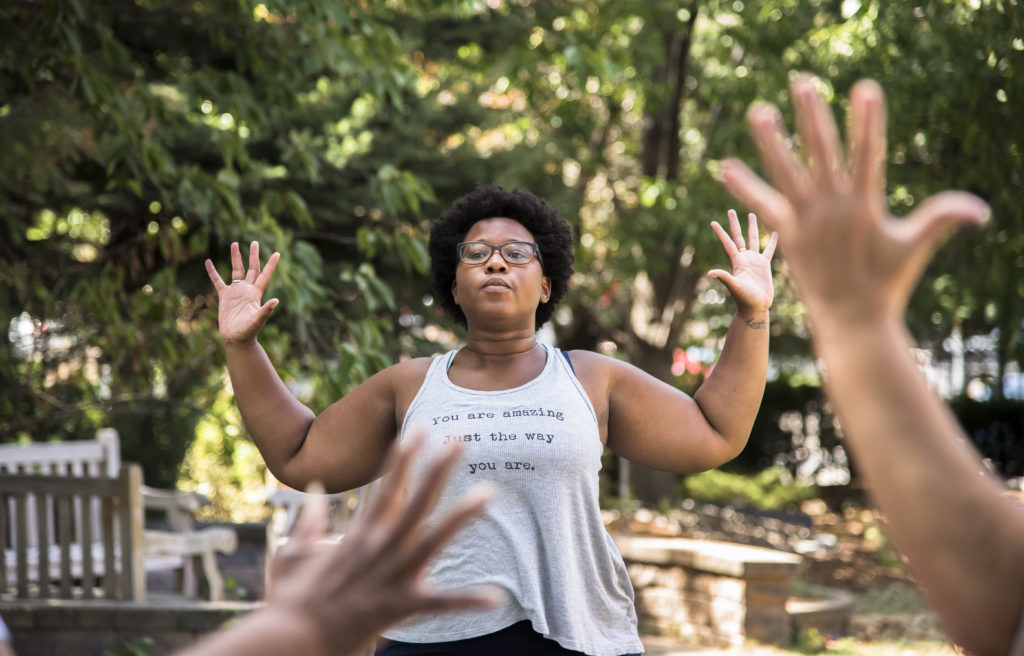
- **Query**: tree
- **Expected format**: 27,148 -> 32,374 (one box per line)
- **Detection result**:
0,0 -> 450,485
399,0 -> 1024,501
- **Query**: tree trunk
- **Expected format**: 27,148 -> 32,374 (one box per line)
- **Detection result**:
623,9 -> 699,508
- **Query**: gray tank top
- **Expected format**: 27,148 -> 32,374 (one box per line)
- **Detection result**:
382,345 -> 643,655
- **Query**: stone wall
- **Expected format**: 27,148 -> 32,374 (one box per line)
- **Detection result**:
0,598 -> 256,656
614,534 -> 803,647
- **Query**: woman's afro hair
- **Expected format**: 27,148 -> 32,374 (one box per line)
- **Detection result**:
429,184 -> 575,329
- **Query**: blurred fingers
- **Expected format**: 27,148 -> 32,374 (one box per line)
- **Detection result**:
903,191 -> 990,252
357,431 -> 426,530
791,75 -> 844,190
720,158 -> 796,233
747,103 -> 810,203
849,79 -> 888,196
393,442 -> 464,545
402,482 -> 492,576
414,585 -> 505,615
762,232 -> 779,261
290,481 -> 329,549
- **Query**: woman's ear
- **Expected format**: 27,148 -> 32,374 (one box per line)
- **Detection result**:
540,276 -> 552,303
451,280 -> 460,306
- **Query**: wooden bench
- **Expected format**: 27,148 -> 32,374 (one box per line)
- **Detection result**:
0,429 -> 237,601
0,463 -> 145,600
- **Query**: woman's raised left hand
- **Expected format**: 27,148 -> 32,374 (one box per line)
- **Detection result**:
708,209 -> 778,317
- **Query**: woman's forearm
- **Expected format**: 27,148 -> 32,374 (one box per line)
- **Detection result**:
224,340 -> 316,477
813,317 -> 1024,656
693,309 -> 770,454
177,607 -> 338,656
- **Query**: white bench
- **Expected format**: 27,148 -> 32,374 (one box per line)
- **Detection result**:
0,429 -> 237,601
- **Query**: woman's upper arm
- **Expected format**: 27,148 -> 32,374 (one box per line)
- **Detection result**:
277,358 -> 431,492
584,353 -> 734,474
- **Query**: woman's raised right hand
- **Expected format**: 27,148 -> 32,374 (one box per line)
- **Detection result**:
205,241 -> 281,344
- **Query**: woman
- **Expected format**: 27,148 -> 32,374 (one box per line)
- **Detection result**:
205,184 -> 776,655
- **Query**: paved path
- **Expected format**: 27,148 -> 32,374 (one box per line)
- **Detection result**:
642,636 -> 786,655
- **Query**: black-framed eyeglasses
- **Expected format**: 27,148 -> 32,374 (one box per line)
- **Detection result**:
456,241 -> 543,267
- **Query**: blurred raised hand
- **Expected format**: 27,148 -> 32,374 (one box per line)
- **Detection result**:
179,433 -> 497,656
721,76 -> 988,331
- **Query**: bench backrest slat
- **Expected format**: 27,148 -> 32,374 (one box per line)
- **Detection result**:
81,496 -> 95,599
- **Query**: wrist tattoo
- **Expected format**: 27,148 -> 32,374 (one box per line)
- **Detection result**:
744,317 -> 768,330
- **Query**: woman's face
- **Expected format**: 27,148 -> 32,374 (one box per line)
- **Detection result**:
452,217 -> 551,327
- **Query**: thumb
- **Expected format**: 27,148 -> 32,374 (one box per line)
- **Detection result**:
902,191 -> 990,253
290,482 -> 329,550
708,269 -> 737,295
253,298 -> 280,329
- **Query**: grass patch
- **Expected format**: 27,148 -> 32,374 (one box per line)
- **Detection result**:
852,584 -> 930,615
678,467 -> 818,510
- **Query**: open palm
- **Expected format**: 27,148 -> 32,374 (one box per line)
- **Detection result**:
205,241 -> 281,344
708,209 -> 778,317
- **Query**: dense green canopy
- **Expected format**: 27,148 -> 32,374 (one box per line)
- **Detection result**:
2,0 -> 1021,494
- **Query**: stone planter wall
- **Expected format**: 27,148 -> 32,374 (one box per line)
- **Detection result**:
614,534 -> 804,647
0,598 -> 256,656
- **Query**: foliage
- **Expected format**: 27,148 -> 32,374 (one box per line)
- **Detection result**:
4,0 -> 1022,506
179,387 -> 269,522
103,637 -> 154,656
0,0 -> 461,484
794,627 -> 830,654
678,466 -> 818,511
736,380 -> 846,482
949,396 -> 1024,477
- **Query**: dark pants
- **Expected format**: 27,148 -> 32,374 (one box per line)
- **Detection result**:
375,620 -> 641,656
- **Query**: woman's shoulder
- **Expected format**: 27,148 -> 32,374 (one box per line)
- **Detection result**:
382,355 -> 436,379
562,349 -> 646,389
561,349 -> 618,384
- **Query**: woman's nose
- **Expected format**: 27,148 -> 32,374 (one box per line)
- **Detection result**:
485,251 -> 508,272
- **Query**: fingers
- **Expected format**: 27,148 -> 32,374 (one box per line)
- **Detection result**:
727,209 -> 745,250
711,211 -> 763,255
392,442 -> 463,550
415,585 -> 504,615
746,102 -> 810,203
356,431 -> 426,530
903,191 -> 990,249
247,241 -> 261,282
290,481 -> 329,549
256,251 -> 281,292
762,231 -> 779,261
213,241 -> 280,295
246,299 -> 279,332
720,158 -> 796,233
709,220 -> 739,256
746,213 -> 760,251
230,242 -> 244,281
791,75 -> 844,190
402,482 -> 492,577
849,79 -> 888,196
204,259 -> 226,290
